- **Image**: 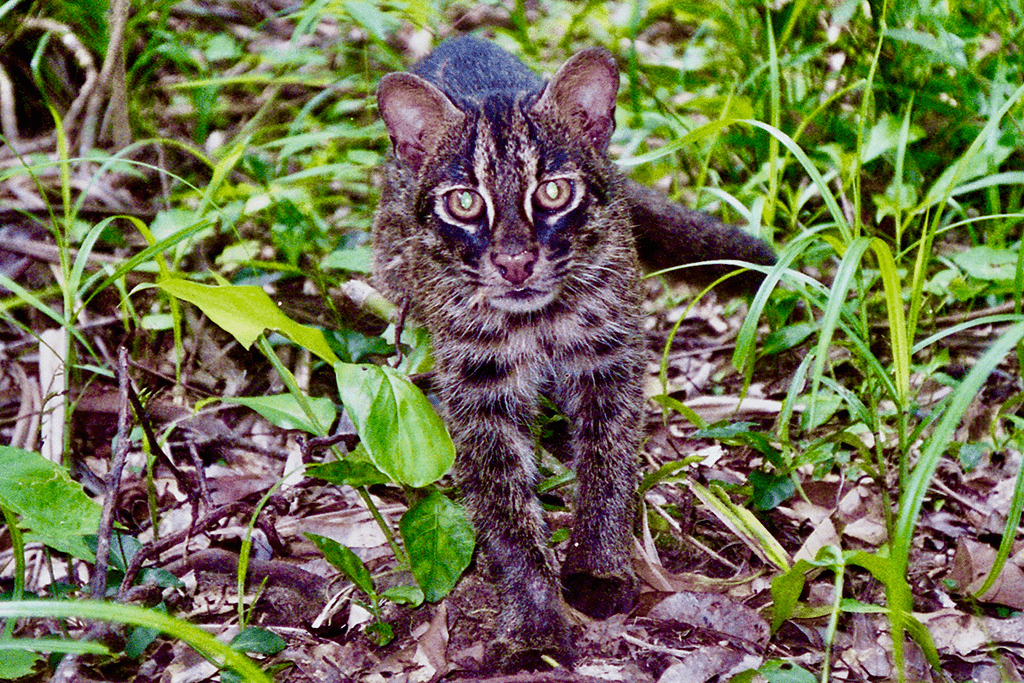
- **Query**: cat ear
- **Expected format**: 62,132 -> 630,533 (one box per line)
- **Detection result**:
533,48 -> 618,151
377,73 -> 465,172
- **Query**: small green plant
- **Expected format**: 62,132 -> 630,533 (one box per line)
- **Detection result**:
154,277 -> 475,632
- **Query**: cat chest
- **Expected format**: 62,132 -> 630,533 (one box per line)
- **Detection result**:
442,307 -> 641,387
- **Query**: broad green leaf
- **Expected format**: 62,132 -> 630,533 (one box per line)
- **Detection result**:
382,585 -> 424,606
951,246 -> 1020,283
324,328 -> 393,364
124,602 -> 166,658
860,112 -> 924,164
321,246 -> 374,273
138,568 -> 184,589
204,33 -> 241,62
224,394 -> 337,434
694,422 -> 759,440
230,627 -> 287,655
770,560 -> 811,631
0,446 -> 101,560
335,363 -> 455,487
884,27 -> 967,67
85,530 -> 144,574
0,649 -> 39,679
758,659 -> 817,683
749,470 -> 795,511
400,491 -> 475,602
761,322 -> 815,356
305,533 -> 376,598
800,389 -> 843,432
342,0 -> 400,42
156,279 -> 339,364
306,457 -> 391,488
366,621 -> 395,646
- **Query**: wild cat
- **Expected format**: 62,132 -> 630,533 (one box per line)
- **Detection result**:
372,36 -> 773,668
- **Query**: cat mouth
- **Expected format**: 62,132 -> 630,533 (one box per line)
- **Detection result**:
488,286 -> 557,312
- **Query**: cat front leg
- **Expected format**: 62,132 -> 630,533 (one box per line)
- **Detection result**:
437,351 -> 574,670
556,350 -> 645,620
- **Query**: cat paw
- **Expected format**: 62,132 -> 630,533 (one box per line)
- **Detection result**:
486,626 -> 575,672
561,570 -> 639,619
486,603 -> 575,672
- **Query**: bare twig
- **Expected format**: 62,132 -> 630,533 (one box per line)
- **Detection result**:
0,64 -> 18,143
81,0 -> 131,152
620,631 -> 692,658
124,381 -> 195,499
301,432 -> 359,461
446,672 -> 614,683
0,235 -> 122,266
186,441 -> 214,510
21,18 -> 99,141
90,346 -> 132,598
8,363 -> 42,452
118,501 -> 251,595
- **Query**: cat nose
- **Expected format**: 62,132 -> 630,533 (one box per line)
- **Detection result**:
492,249 -> 537,285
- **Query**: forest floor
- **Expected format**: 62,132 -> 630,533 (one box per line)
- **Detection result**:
2,1 -> 1024,682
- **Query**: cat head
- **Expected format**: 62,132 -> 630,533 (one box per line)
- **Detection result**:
376,46 -> 628,314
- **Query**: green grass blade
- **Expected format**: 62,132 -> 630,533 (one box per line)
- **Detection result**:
83,217 -> 215,309
806,237 -> 874,427
732,231 -> 832,373
869,239 -> 910,403
763,11 -> 781,230
912,314 -> 1024,354
916,82 -> 1024,215
894,320 -> 1024,571
972,441 -> 1024,599
742,120 -> 852,241
0,504 -> 25,638
0,600 -> 272,682
616,118 -> 737,168
0,273 -> 94,356
0,638 -> 109,655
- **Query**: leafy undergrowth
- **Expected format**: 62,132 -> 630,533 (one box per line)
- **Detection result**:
2,1 -> 1024,682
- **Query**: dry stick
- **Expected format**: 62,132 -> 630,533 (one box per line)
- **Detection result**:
394,296 -> 410,363
186,441 -> 214,510
90,346 -> 132,598
0,19 -> 96,164
124,380 -> 193,498
301,432 -> 359,460
23,18 -> 98,140
118,501 -> 252,596
78,0 -> 130,153
9,363 -> 41,452
447,672 -> 612,683
0,63 -> 18,143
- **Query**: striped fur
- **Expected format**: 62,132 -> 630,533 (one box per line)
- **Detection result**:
374,37 -> 644,669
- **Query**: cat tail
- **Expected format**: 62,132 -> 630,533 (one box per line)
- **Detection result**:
624,179 -> 776,296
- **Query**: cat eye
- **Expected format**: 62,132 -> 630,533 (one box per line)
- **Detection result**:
534,178 -> 573,211
445,188 -> 485,222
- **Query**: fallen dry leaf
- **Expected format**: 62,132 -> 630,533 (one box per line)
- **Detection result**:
647,591 -> 770,647
950,538 -> 1024,609
410,603 -> 450,681
792,516 -> 840,564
